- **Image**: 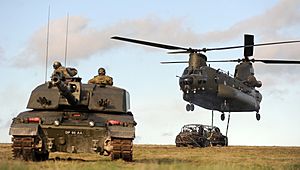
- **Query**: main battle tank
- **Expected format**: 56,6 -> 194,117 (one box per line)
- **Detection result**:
9,70 -> 136,161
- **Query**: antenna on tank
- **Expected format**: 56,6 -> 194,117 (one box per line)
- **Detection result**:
44,5 -> 51,82
64,13 -> 69,67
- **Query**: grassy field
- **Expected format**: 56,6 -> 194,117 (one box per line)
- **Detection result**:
0,144 -> 299,170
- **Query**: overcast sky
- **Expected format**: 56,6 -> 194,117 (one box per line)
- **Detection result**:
1,0 -> 300,146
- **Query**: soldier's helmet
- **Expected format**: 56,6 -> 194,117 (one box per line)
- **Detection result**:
53,61 -> 62,69
98,68 -> 106,75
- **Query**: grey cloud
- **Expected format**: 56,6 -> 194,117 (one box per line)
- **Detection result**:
200,0 -> 300,43
13,16 -> 200,67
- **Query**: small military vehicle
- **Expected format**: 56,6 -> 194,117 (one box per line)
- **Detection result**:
9,70 -> 136,161
175,124 -> 228,147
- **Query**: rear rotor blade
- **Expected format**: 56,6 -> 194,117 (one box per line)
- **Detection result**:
252,40 -> 300,48
253,59 -> 300,64
207,59 -> 300,64
160,59 -> 300,64
203,40 -> 300,52
111,36 -> 189,51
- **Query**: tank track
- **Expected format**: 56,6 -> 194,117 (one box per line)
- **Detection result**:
110,138 -> 133,161
12,136 -> 49,161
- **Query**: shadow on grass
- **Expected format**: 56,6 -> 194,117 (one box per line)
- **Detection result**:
48,157 -> 103,162
47,157 -> 191,165
136,157 -> 192,164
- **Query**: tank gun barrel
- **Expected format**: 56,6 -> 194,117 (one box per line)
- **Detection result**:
50,72 -> 78,105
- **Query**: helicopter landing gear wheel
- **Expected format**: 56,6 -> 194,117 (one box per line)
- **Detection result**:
256,113 -> 261,121
186,104 -> 190,111
190,104 -> 194,111
221,113 -> 225,121
186,103 -> 194,111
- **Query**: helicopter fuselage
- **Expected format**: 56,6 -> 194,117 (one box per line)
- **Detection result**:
180,66 -> 262,113
110,35 -> 300,121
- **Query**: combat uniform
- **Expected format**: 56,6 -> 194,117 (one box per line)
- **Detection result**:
52,61 -> 77,79
54,66 -> 71,78
88,75 -> 113,85
88,68 -> 113,85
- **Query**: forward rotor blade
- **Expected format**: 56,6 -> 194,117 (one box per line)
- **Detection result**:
112,36 -> 300,54
160,61 -> 188,64
111,36 -> 188,51
168,50 -> 191,54
207,59 -> 241,63
253,59 -> 300,64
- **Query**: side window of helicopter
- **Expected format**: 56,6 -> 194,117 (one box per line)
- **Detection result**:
183,69 -> 189,75
234,68 -> 237,78
198,79 -> 207,84
214,76 -> 219,83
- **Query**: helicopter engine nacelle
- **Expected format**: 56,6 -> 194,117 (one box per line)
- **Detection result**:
246,75 -> 262,88
255,81 -> 262,88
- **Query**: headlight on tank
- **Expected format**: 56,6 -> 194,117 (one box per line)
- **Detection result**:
54,120 -> 60,126
89,121 -> 95,127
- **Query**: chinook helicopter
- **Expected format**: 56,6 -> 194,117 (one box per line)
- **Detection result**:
111,35 -> 300,121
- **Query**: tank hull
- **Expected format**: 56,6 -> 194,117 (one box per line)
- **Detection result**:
10,110 -> 135,161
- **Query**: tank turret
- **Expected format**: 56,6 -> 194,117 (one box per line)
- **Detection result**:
27,72 -> 130,113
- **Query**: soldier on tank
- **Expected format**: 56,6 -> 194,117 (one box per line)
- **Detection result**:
52,61 -> 78,79
88,67 -> 113,85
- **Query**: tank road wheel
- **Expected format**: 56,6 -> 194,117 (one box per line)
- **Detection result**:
12,136 -> 37,161
12,136 -> 49,161
110,138 -> 133,162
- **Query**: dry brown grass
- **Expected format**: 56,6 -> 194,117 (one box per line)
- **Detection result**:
1,143 -> 299,170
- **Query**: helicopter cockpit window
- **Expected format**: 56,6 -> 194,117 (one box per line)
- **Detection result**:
183,69 -> 189,75
193,69 -> 202,75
